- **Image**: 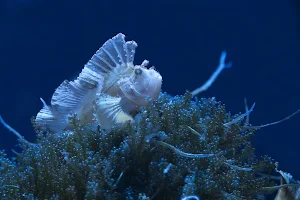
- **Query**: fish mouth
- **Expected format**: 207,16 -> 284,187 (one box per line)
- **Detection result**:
143,70 -> 162,91
149,68 -> 162,81
153,71 -> 162,87
148,73 -> 162,99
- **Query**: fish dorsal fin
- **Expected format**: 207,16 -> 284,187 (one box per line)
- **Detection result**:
94,94 -> 133,129
50,76 -> 103,115
85,33 -> 138,74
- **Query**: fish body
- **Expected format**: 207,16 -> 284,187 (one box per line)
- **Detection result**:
274,170 -> 300,200
35,33 -> 162,132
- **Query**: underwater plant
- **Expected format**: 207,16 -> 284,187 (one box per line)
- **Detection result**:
0,34 -> 299,200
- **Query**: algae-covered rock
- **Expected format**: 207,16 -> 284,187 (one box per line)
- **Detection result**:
0,93 -> 279,199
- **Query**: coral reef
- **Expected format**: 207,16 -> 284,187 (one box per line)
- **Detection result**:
0,92 -> 281,199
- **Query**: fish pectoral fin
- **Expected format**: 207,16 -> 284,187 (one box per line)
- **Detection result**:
95,94 -> 133,126
114,110 -> 134,124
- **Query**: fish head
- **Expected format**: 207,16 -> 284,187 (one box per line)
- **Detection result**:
119,60 -> 162,106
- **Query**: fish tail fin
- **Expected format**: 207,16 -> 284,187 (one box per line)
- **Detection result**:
35,98 -> 67,132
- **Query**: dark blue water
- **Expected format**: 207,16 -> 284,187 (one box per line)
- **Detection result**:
0,0 -> 299,195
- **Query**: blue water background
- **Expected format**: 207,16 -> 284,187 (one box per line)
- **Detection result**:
0,0 -> 299,193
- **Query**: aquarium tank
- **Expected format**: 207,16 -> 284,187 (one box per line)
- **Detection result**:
0,1 -> 299,200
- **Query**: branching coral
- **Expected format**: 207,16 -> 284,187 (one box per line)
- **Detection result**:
0,92 -> 286,199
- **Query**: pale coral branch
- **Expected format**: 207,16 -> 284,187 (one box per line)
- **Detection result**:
181,195 -> 200,200
154,140 -> 214,158
191,51 -> 232,97
223,103 -> 255,127
0,115 -> 34,146
243,108 -> 300,129
244,98 -> 250,125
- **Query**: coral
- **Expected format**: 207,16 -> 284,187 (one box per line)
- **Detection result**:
0,92 -> 280,199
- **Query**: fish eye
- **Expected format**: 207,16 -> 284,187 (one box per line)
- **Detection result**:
135,68 -> 142,75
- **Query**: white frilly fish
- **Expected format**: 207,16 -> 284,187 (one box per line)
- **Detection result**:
35,33 -> 162,132
274,170 -> 300,200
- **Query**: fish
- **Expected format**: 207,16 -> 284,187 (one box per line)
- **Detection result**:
274,170 -> 300,200
35,33 -> 162,132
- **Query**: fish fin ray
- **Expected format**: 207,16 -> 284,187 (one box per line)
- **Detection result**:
95,94 -> 133,127
35,103 -> 67,132
50,75 -> 102,115
87,33 -> 137,73
124,40 -> 137,63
